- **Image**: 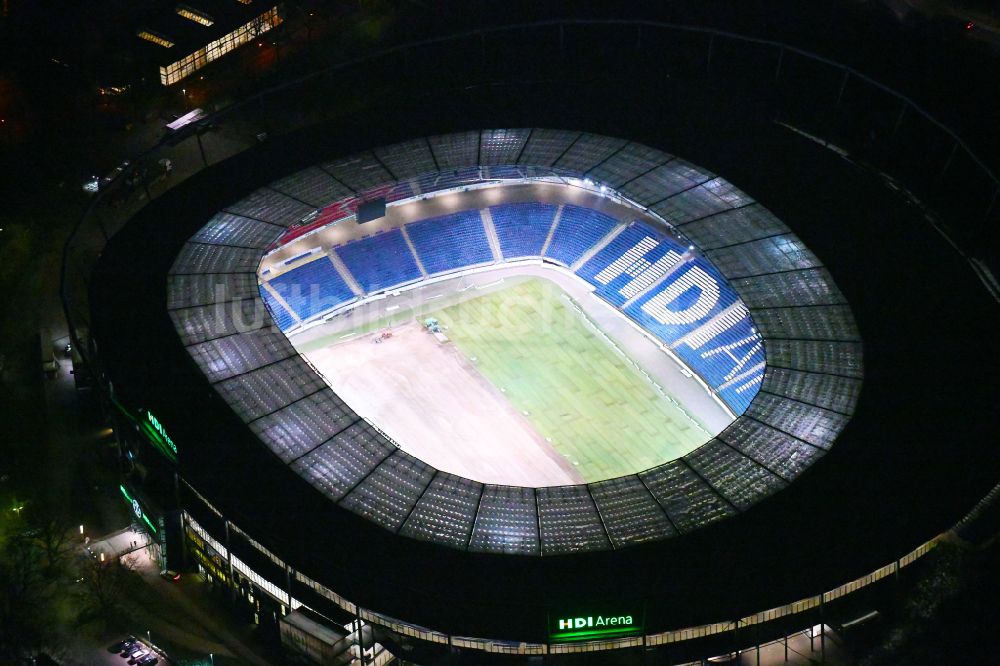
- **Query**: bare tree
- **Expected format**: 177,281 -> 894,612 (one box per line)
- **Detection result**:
0,532 -> 49,657
79,551 -> 138,624
0,496 -> 79,660
26,503 -> 74,573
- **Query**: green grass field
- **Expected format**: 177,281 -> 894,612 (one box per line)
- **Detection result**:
432,278 -> 706,482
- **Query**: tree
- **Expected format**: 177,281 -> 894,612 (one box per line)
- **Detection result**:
24,501 -> 74,573
78,550 -> 138,625
0,527 -> 51,658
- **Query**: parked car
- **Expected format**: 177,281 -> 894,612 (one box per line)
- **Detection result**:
121,645 -> 145,659
136,654 -> 159,665
108,636 -> 137,653
159,569 -> 181,581
127,648 -> 149,664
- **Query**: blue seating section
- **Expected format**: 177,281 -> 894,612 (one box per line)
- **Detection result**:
266,257 -> 355,322
543,204 -> 618,266
406,210 -> 493,275
673,315 -> 764,414
335,228 -> 422,293
263,202 -> 763,412
625,258 -> 736,343
622,257 -> 764,413
490,202 -> 557,259
260,287 -> 297,332
576,222 -> 687,306
572,219 -> 764,412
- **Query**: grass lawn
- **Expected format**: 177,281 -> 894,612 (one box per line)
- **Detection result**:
432,278 -> 705,482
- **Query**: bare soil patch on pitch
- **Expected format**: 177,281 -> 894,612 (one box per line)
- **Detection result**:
306,320 -> 583,486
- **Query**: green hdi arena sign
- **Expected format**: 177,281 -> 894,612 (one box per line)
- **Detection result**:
112,398 -> 179,463
138,409 -> 178,462
549,607 -> 644,641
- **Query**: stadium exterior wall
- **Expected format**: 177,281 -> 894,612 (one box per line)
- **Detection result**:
178,475 -> 940,662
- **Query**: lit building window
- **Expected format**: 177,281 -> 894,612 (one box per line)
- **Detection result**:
159,7 -> 282,86
176,5 -> 214,26
138,30 -> 175,48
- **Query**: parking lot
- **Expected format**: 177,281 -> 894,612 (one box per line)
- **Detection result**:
42,527 -> 269,666
98,637 -> 170,666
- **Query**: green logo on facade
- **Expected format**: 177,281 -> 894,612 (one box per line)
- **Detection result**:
120,485 -> 158,534
137,409 -> 178,462
549,610 -> 643,641
145,411 -> 177,455
557,615 -> 634,631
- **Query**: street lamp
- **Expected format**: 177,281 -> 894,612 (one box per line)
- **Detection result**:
209,653 -> 214,665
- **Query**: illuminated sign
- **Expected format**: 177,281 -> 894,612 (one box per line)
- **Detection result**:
139,409 -> 178,462
145,411 -> 175,452
109,399 -> 178,463
549,607 -> 644,642
119,485 -> 158,534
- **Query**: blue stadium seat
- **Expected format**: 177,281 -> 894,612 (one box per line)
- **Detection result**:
265,257 -> 355,322
259,287 -> 297,332
673,315 -> 764,414
490,202 -> 557,259
335,228 -> 422,293
544,204 -> 618,266
262,201 -> 763,412
622,255 -> 765,413
406,210 -> 493,275
576,221 -> 687,306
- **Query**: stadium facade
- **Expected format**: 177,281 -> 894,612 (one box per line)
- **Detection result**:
75,21 -> 1000,665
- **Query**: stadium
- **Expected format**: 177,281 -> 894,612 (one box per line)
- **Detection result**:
253,140 -> 806,490
70,21 -> 999,665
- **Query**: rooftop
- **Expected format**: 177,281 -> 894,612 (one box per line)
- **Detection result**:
132,0 -> 277,66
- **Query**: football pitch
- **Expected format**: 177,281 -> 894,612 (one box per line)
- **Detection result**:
432,278 -> 706,482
